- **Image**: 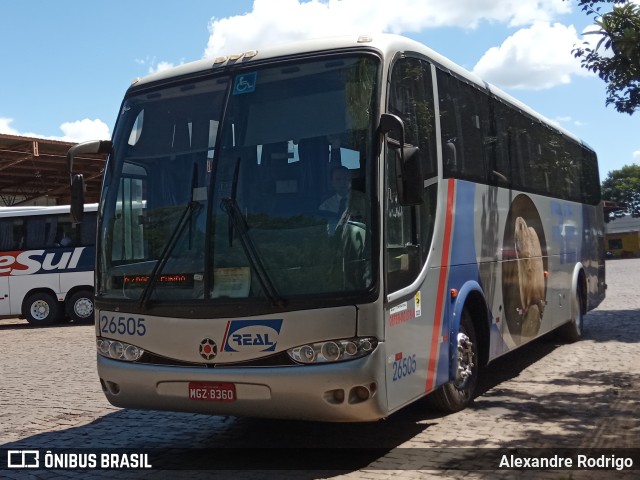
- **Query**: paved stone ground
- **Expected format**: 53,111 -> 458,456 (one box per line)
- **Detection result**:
0,259 -> 638,480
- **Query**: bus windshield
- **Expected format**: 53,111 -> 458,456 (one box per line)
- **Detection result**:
99,55 -> 379,306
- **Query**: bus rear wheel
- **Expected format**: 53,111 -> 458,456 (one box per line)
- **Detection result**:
66,290 -> 94,323
558,282 -> 584,343
428,309 -> 478,413
22,292 -> 61,327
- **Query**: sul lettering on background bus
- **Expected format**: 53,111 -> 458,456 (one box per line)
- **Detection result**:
0,247 -> 87,276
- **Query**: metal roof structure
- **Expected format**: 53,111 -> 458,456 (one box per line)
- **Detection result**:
0,133 -> 106,205
606,214 -> 640,234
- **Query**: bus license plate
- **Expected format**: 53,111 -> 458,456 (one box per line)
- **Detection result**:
188,382 -> 236,402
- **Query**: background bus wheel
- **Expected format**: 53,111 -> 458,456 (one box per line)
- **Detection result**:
22,292 -> 61,327
428,310 -> 478,413
66,290 -> 94,323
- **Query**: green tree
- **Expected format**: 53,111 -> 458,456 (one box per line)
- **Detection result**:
572,0 -> 640,114
601,164 -> 640,214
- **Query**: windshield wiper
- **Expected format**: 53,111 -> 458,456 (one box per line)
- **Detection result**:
139,200 -> 200,309
139,164 -> 200,309
220,197 -> 286,308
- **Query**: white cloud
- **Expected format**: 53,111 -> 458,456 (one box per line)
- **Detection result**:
59,119 -> 111,142
472,22 -> 591,90
0,117 -> 19,135
553,116 -> 588,128
1,117 -> 110,142
203,0 -> 571,57
555,116 -> 572,123
634,150 -> 640,162
150,61 -> 178,74
135,56 -> 184,74
5,1 -> 582,142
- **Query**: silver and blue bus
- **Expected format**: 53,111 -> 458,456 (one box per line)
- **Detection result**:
68,34 -> 605,421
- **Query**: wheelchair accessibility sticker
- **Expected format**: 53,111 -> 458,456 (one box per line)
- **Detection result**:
233,72 -> 257,95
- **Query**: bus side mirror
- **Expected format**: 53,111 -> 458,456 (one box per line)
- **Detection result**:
67,140 -> 112,223
70,174 -> 85,223
379,113 -> 405,146
379,113 -> 424,206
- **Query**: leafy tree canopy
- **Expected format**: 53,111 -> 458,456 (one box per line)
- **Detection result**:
572,0 -> 640,114
602,163 -> 640,214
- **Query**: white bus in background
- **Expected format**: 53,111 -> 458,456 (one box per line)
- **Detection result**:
0,204 -> 97,326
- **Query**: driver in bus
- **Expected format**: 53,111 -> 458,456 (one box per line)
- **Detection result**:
319,166 -> 368,228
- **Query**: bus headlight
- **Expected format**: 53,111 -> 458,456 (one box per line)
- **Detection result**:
97,338 -> 144,362
287,337 -> 377,364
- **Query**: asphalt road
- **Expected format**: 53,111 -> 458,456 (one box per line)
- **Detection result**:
1,258 -> 638,479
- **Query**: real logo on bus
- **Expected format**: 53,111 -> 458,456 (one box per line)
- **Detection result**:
0,247 -> 90,276
223,319 -> 283,353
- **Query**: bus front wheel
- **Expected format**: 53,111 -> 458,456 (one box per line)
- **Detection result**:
22,292 -> 61,327
428,309 -> 478,413
66,290 -> 94,323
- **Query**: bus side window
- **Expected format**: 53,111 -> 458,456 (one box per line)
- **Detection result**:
45,216 -> 58,248
508,113 -> 533,193
582,149 -> 600,205
437,70 -> 488,183
0,221 -> 14,250
24,217 -> 46,249
488,99 -> 511,187
80,212 -> 97,246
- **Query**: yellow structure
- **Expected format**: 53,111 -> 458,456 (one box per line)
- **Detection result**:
606,215 -> 640,258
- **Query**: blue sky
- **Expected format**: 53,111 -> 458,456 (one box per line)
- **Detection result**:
1,0 -> 638,180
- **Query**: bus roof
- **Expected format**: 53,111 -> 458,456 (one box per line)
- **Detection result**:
131,33 -> 464,87
129,33 -> 586,149
0,203 -> 98,219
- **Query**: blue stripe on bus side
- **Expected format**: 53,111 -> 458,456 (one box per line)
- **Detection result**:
442,181 -> 483,386
425,179 -> 455,392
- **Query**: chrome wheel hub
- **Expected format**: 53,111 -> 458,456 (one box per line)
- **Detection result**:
454,332 -> 474,389
31,300 -> 50,320
75,298 -> 93,318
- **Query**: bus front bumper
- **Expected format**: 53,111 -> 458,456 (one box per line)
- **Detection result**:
96,347 -> 388,422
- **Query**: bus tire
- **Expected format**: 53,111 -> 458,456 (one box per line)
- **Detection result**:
428,309 -> 478,413
558,282 -> 584,343
22,292 -> 61,327
66,290 -> 95,323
